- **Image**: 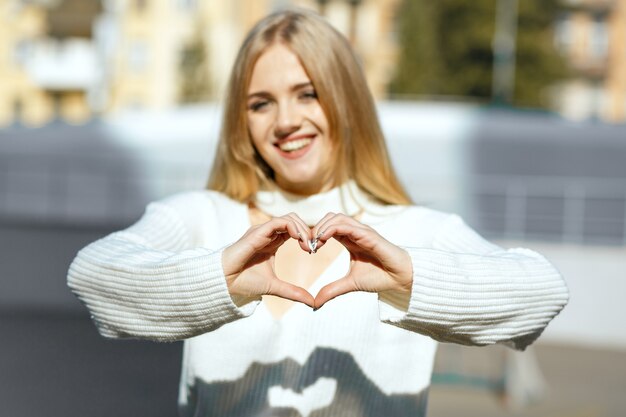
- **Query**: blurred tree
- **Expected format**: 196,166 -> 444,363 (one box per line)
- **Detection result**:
178,29 -> 212,103
514,0 -> 567,107
390,0 -> 566,108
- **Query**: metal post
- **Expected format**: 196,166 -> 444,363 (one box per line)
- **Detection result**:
347,0 -> 362,45
505,181 -> 526,240
317,0 -> 329,16
563,184 -> 585,244
623,192 -> 626,245
492,0 -> 519,104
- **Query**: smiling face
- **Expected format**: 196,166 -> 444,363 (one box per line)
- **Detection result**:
246,43 -> 334,196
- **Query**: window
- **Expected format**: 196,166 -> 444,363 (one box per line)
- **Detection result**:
13,40 -> 32,67
589,17 -> 609,59
175,0 -> 196,11
128,41 -> 148,72
554,14 -> 572,52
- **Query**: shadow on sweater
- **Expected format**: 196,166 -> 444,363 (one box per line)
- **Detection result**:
181,347 -> 428,417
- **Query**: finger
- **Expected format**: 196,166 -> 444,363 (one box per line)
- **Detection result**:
326,234 -> 363,254
314,213 -> 362,240
323,222 -> 368,243
283,212 -> 313,253
234,218 -> 298,262
284,212 -> 311,238
229,218 -> 304,273
261,217 -> 304,245
264,232 -> 290,254
267,278 -> 315,308
314,276 -> 356,309
325,224 -> 403,266
311,212 -> 337,243
312,213 -> 344,251
315,215 -> 367,252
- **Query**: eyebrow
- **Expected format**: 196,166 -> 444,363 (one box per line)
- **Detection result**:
247,82 -> 313,99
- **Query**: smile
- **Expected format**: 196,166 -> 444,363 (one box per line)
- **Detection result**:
278,138 -> 312,152
274,135 -> 316,159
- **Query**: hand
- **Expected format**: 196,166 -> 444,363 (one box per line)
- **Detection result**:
311,213 -> 413,309
222,213 -> 315,308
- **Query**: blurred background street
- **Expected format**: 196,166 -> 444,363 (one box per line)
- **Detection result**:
1,0 -> 625,416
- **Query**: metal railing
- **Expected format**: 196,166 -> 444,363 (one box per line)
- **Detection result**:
0,151 -> 209,228
2,151 -> 625,246
469,174 -> 626,245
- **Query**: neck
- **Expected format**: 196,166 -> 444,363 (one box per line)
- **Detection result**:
275,173 -> 335,197
254,180 -> 374,226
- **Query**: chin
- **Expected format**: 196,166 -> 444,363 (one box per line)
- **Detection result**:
277,174 -> 323,193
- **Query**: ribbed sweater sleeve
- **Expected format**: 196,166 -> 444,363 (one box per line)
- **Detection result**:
67,199 -> 257,342
379,214 -> 569,350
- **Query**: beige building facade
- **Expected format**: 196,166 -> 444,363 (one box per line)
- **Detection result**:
4,0 -> 624,127
0,2 -> 50,126
0,0 -> 401,127
554,0 -> 626,122
0,0 -> 104,126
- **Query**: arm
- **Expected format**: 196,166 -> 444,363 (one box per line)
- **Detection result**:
67,196 -> 258,342
379,214 -> 569,350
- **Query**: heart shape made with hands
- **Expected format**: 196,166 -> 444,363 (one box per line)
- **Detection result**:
222,212 -> 413,311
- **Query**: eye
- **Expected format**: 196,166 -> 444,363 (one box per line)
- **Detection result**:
248,100 -> 269,112
299,89 -> 318,101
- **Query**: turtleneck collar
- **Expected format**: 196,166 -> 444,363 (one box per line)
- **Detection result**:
253,180 -> 376,226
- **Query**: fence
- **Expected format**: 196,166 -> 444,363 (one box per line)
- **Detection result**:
471,174 -> 626,246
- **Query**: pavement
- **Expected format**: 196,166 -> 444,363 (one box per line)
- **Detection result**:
428,343 -> 626,417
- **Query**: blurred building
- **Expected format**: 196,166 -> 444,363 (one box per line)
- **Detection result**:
3,0 -> 625,127
0,0 -> 400,127
554,0 -> 626,122
0,0 -> 105,126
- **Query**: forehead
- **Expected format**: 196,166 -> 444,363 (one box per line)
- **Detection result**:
248,44 -> 311,92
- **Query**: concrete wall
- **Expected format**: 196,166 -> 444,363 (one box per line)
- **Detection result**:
496,240 -> 626,350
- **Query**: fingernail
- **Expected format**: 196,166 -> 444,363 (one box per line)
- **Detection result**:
309,239 -> 318,253
298,232 -> 303,241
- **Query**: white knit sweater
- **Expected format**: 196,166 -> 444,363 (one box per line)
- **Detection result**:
67,189 -> 568,417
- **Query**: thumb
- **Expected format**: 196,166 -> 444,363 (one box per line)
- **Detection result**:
314,276 -> 356,310
267,278 -> 315,308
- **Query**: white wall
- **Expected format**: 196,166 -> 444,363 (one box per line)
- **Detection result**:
496,240 -> 626,350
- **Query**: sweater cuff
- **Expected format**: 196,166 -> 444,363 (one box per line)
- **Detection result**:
378,244 -> 568,348
209,247 -> 261,319
379,246 -> 454,326
75,245 -> 261,341
377,246 -> 469,343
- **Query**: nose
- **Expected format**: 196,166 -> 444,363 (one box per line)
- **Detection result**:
274,100 -> 301,138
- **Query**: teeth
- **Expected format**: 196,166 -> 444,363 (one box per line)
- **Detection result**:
278,138 -> 312,152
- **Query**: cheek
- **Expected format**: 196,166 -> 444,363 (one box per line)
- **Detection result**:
312,106 -> 329,131
247,116 -> 272,145
247,119 -> 262,147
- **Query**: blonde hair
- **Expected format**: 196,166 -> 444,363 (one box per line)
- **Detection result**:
207,8 -> 412,206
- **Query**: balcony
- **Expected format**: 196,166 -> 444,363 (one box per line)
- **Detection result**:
24,38 -> 101,91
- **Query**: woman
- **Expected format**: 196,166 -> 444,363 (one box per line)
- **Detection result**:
67,9 -> 568,417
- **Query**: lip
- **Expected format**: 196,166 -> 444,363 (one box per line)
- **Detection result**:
274,133 -> 316,160
273,133 -> 316,146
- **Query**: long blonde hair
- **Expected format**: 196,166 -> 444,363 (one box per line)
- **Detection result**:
207,9 -> 412,206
